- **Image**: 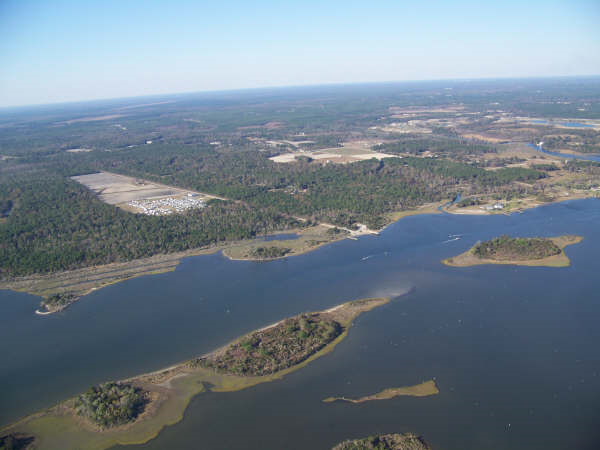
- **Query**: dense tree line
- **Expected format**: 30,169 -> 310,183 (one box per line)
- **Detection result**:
0,173 -> 297,277
69,143 -> 543,228
2,81 -> 580,277
0,139 -> 548,277
373,137 -> 496,156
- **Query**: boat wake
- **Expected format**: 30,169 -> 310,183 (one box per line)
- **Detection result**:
443,237 -> 461,244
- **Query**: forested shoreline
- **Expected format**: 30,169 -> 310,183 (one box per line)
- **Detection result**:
1,80 -> 597,278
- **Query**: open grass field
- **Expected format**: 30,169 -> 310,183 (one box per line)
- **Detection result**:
72,172 -> 186,205
269,141 -> 399,164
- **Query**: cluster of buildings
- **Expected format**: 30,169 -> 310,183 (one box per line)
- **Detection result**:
129,194 -> 206,216
482,202 -> 505,211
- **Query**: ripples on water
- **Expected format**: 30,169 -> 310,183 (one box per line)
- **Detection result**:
1,199 -> 600,450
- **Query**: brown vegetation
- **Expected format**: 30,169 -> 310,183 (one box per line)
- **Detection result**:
323,380 -> 439,404
194,314 -> 342,376
332,433 -> 431,450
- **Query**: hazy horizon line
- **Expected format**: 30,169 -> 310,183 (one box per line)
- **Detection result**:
2,73 -> 599,111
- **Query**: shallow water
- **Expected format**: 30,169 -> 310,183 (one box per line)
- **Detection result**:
2,199 -> 600,449
527,143 -> 600,162
560,122 -> 593,128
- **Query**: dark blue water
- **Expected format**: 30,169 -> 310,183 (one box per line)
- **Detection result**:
527,143 -> 600,162
2,199 -> 600,449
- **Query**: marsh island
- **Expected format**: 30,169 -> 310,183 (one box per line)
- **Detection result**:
323,380 -> 439,404
442,235 -> 583,268
0,298 -> 390,450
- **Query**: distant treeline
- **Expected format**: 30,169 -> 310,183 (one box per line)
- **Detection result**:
1,80 -> 580,277
0,139 -> 548,276
373,137 -> 496,156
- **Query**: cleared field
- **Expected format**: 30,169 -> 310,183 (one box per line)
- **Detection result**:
71,172 -> 220,214
269,144 -> 398,164
389,105 -> 465,114
72,172 -> 183,204
461,133 -> 508,143
62,114 -> 125,124
379,121 -> 432,134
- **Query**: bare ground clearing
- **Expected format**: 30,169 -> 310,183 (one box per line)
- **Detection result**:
61,114 -> 125,124
269,142 -> 398,164
71,171 -> 223,212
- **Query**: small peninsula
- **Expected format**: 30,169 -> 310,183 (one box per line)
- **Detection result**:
1,298 -> 389,450
323,380 -> 439,404
442,235 -> 583,268
332,433 -> 432,450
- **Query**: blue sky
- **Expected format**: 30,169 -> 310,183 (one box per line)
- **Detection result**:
1,0 -> 599,107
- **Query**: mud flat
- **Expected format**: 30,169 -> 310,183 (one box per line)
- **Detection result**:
442,235 -> 584,268
323,380 -> 439,404
0,298 -> 389,450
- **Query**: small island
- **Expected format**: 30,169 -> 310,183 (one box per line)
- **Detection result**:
323,380 -> 439,404
196,314 -> 342,375
1,298 -> 389,450
332,433 -> 432,450
442,235 -> 583,268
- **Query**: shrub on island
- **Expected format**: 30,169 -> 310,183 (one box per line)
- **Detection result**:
250,246 -> 291,259
332,433 -> 431,450
196,314 -> 342,376
472,235 -> 561,261
75,382 -> 148,428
